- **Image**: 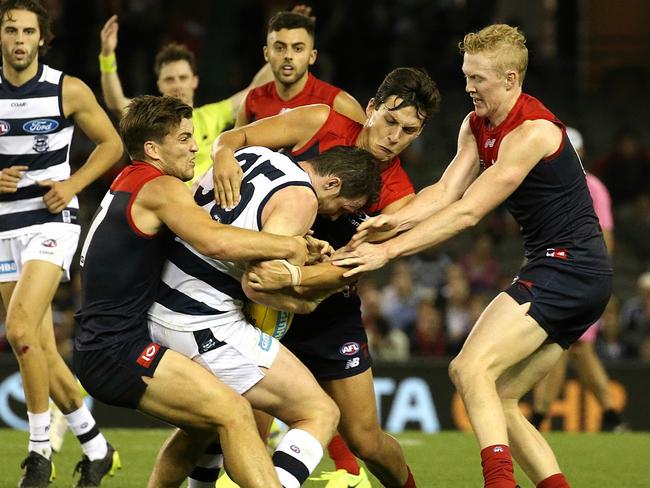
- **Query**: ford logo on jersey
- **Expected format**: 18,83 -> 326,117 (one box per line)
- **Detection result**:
339,342 -> 360,356
23,119 -> 59,134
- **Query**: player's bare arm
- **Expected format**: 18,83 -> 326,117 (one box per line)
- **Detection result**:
336,119 -> 562,276
99,15 -> 131,118
211,104 -> 331,208
38,76 -> 122,214
241,185 -> 332,312
135,175 -> 309,264
352,114 -> 479,245
332,90 -> 367,124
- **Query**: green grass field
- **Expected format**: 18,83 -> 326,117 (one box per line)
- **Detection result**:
1,429 -> 649,487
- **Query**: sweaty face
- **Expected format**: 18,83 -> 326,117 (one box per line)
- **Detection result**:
363,96 -> 424,163
318,194 -> 367,221
0,9 -> 42,72
462,52 -> 511,124
156,60 -> 198,107
264,28 -> 316,86
156,118 -> 198,181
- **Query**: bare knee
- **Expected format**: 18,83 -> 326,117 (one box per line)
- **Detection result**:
6,318 -> 38,354
344,424 -> 383,461
317,395 -> 340,438
449,354 -> 481,393
206,392 -> 255,434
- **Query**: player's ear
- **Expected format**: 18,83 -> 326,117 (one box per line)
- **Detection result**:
263,45 -> 269,62
309,48 -> 317,66
143,140 -> 159,161
365,98 -> 376,119
324,176 -> 341,193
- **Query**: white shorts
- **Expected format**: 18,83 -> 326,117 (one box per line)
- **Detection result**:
148,316 -> 280,394
0,223 -> 80,283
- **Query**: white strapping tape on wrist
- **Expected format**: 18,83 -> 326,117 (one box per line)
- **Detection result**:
278,259 -> 302,286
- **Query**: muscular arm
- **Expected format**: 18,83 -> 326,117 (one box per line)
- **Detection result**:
241,186 -> 333,313
135,176 -> 307,263
332,90 -> 367,124
338,119 -> 563,276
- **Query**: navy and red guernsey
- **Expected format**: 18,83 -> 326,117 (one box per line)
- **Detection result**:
285,109 -> 415,358
470,93 -> 611,274
75,162 -> 173,350
245,72 -> 341,122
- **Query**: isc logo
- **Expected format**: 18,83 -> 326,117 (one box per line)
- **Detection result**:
136,343 -> 160,368
339,342 -> 359,356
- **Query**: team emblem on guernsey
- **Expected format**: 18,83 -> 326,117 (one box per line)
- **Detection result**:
339,342 -> 360,356
41,239 -> 57,248
23,118 -> 59,134
32,135 -> 49,153
0,121 -> 10,135
136,343 -> 161,368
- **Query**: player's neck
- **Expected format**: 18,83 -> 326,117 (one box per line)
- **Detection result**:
488,89 -> 521,129
2,59 -> 39,87
275,72 -> 309,101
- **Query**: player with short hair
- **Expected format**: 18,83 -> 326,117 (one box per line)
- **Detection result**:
0,1 -> 124,485
212,66 -> 441,488
335,25 -> 613,488
236,9 -> 366,127
149,143 -> 381,488
74,95 -> 322,488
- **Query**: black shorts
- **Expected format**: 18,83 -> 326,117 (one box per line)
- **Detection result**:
283,312 -> 372,381
505,259 -> 612,349
73,333 -> 167,409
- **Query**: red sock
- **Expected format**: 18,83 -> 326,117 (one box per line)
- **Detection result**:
402,465 -> 416,488
537,473 -> 570,488
480,444 -> 517,488
327,434 -> 360,475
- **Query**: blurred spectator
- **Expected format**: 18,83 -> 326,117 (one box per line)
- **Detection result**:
616,195 -> 650,263
596,296 -> 625,361
413,298 -> 446,357
458,233 -> 502,292
440,264 -> 472,355
592,127 -> 650,206
367,315 -> 411,361
380,261 -> 421,337
406,250 -> 452,297
619,271 -> 650,358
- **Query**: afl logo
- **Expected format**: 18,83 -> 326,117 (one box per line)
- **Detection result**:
0,120 -> 10,135
23,119 -> 59,134
339,342 -> 360,356
41,239 -> 57,248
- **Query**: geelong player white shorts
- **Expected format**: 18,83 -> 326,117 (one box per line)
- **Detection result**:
0,223 -> 80,283
148,316 -> 280,395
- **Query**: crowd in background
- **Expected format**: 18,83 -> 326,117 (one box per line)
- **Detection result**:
0,0 -> 649,365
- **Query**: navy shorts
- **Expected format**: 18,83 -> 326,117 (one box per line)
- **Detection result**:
283,312 -> 372,381
505,259 -> 612,349
74,333 -> 167,409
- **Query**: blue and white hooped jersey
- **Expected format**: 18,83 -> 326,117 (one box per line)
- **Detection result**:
148,146 -> 314,331
0,64 -> 78,237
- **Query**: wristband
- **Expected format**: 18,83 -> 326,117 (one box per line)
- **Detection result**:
99,53 -> 117,73
278,259 -> 302,286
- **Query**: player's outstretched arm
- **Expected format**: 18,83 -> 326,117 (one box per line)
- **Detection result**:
40,76 -> 123,214
211,104 -> 331,208
98,15 -> 131,118
336,119 -> 561,276
139,176 -> 309,264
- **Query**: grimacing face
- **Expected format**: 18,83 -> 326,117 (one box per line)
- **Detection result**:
156,60 -> 199,107
318,193 -> 367,221
363,95 -> 424,163
155,117 -> 198,182
264,28 -> 316,86
0,9 -> 43,72
462,52 -> 513,123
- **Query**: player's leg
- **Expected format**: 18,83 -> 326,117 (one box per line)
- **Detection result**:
531,350 -> 569,429
322,369 -> 414,487
243,343 -> 340,488
495,342 -> 567,485
140,348 -> 282,488
570,341 -> 624,430
448,292 -> 549,487
2,260 -> 62,487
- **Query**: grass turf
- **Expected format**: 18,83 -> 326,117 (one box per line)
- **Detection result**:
1,429 -> 649,487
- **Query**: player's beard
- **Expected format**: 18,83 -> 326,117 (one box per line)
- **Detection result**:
6,46 -> 38,72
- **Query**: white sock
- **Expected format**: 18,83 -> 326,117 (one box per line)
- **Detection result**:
27,410 -> 52,459
64,404 -> 108,460
188,442 -> 223,487
273,429 -> 323,488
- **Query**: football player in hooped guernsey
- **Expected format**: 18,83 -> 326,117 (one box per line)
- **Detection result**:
212,67 -> 441,488
74,95 -> 324,488
336,25 -> 612,488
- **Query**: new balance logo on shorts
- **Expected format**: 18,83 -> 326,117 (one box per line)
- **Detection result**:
136,343 -> 161,368
345,358 -> 360,369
